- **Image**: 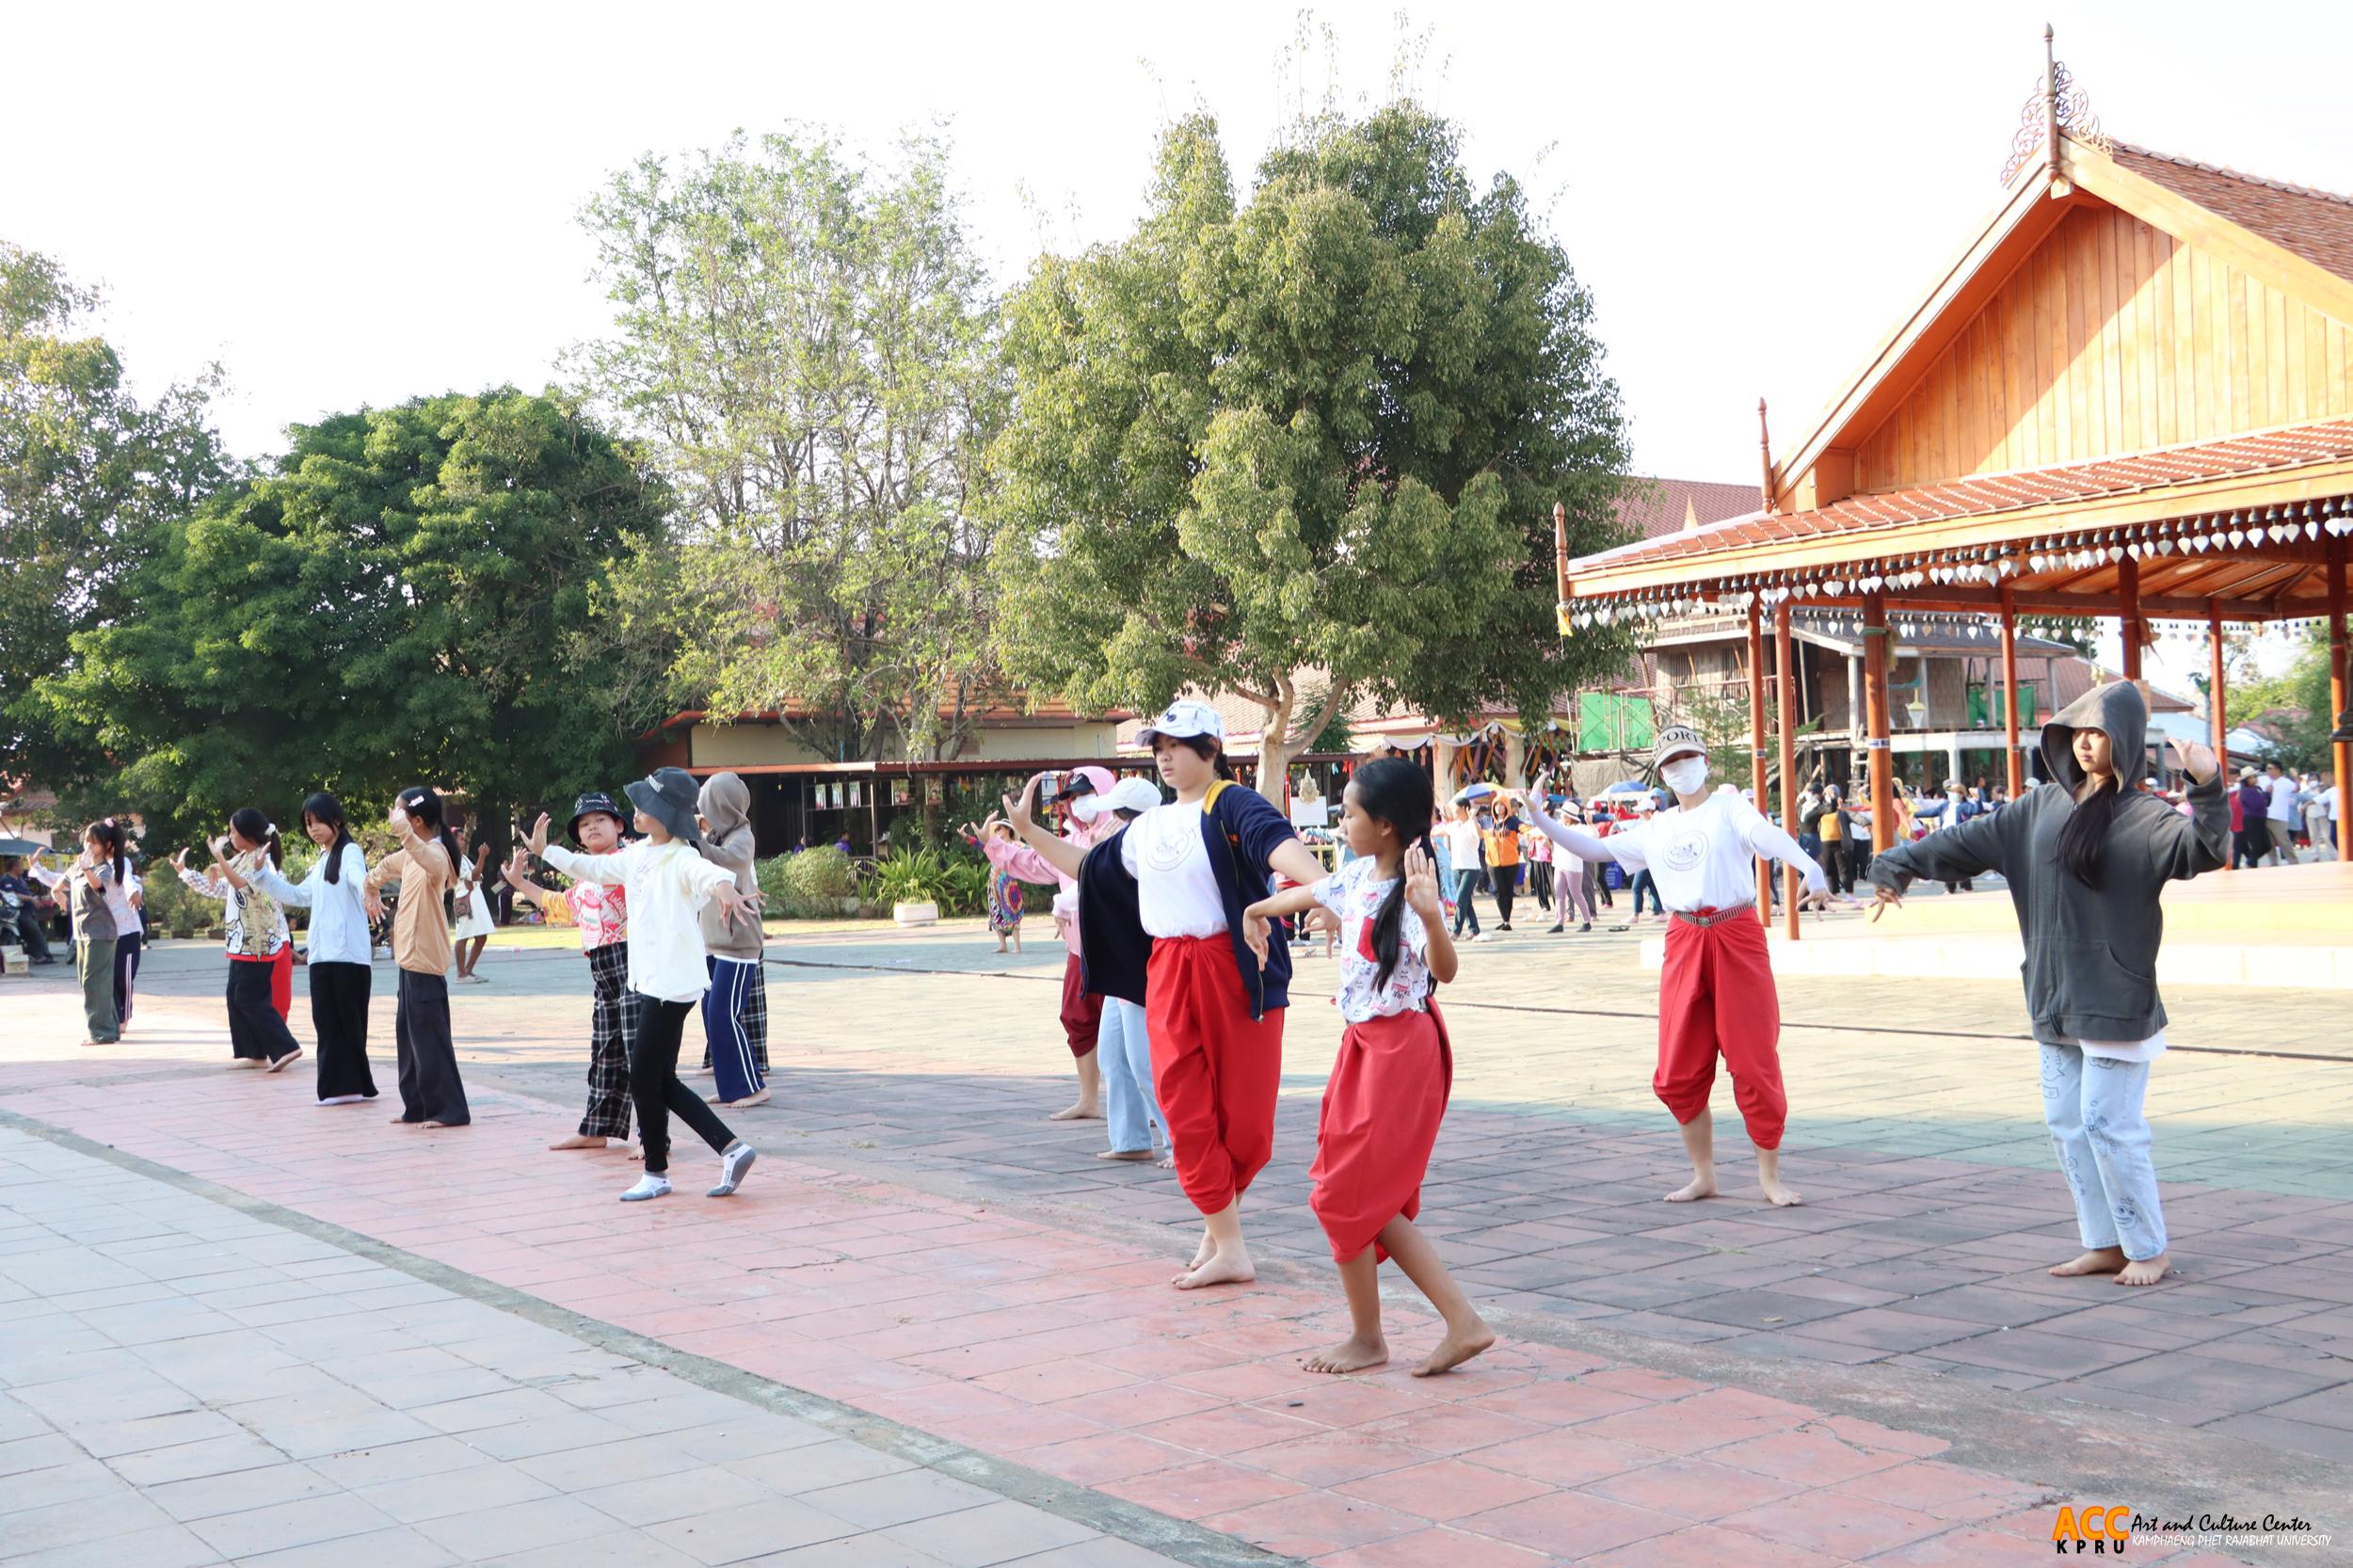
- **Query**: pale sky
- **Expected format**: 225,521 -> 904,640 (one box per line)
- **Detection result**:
9,0 -> 2345,692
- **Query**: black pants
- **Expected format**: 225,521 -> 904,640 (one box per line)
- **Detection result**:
2231,828 -> 2264,870
227,958 -> 301,1063
310,961 -> 377,1100
1529,862 -> 1553,911
1822,841 -> 1854,894
393,969 -> 469,1124
631,995 -> 736,1176
17,904 -> 54,962
1494,865 -> 1519,926
112,932 -> 142,1024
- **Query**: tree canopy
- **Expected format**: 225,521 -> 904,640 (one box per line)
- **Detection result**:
1,241 -> 232,782
989,101 -> 1633,790
572,129 -> 1006,764
35,389 -> 670,846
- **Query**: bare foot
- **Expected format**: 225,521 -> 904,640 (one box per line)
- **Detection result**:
549,1134 -> 604,1150
421,1120 -> 457,1128
390,1115 -> 416,1125
2115,1252 -> 2171,1287
1096,1149 -> 1153,1161
1048,1101 -> 1103,1122
1157,1153 -> 1177,1171
1416,1321 -> 1497,1377
1174,1246 -> 1257,1290
1184,1233 -> 1216,1271
1758,1175 -> 1803,1208
1664,1172 -> 1718,1203
1304,1336 -> 1389,1374
2048,1246 -> 2128,1277
722,1090 -> 771,1108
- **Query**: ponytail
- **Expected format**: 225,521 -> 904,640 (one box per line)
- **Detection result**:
85,819 -> 129,889
395,786 -> 462,922
1349,757 -> 1439,994
229,807 -> 284,868
1369,830 -> 1435,992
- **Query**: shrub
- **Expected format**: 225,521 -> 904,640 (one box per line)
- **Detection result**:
757,846 -> 860,919
936,857 -> 990,919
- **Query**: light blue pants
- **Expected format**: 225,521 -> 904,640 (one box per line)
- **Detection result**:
2040,1044 -> 2167,1260
1097,998 -> 1165,1156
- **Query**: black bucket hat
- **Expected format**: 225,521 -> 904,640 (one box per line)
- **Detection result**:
567,792 -> 628,847
624,768 -> 703,846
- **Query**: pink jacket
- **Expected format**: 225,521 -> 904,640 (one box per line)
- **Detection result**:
980,765 -> 1117,954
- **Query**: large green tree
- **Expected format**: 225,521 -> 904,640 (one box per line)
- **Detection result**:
989,103 -> 1633,792
1,241 -> 232,779
36,389 -> 671,848
572,129 -> 1006,764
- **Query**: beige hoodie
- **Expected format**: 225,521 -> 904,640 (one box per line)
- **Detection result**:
696,773 -> 764,962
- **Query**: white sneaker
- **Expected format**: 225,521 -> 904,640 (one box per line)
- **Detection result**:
620,1174 -> 671,1202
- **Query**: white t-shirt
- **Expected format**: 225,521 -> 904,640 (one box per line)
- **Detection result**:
1599,790 -> 1784,914
541,840 -> 739,1003
1439,818 -> 1484,872
2326,785 -> 2342,824
1122,804 -> 1225,939
1309,857 -> 1433,1022
2266,776 -> 2299,824
2053,1028 -> 2167,1065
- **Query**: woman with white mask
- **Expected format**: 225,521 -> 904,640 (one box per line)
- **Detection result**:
1515,727 -> 1827,1208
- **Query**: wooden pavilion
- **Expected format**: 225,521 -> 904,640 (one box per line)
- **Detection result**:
1555,38 -> 2353,933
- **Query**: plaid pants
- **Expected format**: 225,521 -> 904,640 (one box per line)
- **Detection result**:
583,941 -> 635,1140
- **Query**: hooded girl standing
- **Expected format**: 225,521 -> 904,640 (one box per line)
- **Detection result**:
176,810 -> 305,1074
1518,727 -> 1828,1208
33,823 -> 126,1047
695,772 -> 770,1109
980,763 -> 1120,1120
1868,682 -> 2225,1287
228,793 -> 376,1103
530,767 -> 762,1202
364,787 -> 470,1127
1017,703 -> 1327,1289
1241,758 -> 1494,1376
503,792 -> 635,1151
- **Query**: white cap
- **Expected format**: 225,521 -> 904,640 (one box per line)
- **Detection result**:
1137,700 -> 1223,744
1075,776 -> 1166,822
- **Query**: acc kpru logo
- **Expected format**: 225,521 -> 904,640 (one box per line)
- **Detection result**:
2053,1505 -> 2133,1553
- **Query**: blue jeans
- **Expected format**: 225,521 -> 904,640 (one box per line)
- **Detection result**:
1097,998 -> 1164,1155
2040,1044 -> 2167,1260
1628,869 -> 1664,916
1450,871 -> 1481,936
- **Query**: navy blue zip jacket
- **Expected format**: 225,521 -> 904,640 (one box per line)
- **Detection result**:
1077,782 -> 1301,1019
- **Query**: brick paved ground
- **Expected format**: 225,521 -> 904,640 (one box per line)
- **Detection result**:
4,904 -> 2344,1565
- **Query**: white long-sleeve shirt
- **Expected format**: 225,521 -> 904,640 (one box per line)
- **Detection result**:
1527,787 -> 1826,914
540,839 -> 740,1003
250,844 -> 372,968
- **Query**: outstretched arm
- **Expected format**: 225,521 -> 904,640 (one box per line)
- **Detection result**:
1515,775 -> 1617,864
2146,741 -> 2229,880
1003,776 -> 1087,880
1866,806 -> 2009,918
1240,883 -> 1323,968
1741,813 -> 1829,895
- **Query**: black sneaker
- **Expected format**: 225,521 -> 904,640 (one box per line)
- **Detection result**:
1578,921 -> 1592,933
1545,924 -> 1563,934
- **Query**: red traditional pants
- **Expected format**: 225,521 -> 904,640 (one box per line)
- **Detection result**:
1309,1003 -> 1452,1263
1146,936 -> 1285,1215
1656,909 -> 1786,1150
271,945 -> 294,1021
1058,949 -> 1101,1059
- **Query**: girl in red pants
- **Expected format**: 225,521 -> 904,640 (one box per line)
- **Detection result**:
1520,726 -> 1827,1207
1243,757 -> 1493,1377
1012,702 -> 1328,1290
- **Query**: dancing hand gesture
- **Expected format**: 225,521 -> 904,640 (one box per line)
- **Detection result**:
1240,903 -> 1273,969
1401,844 -> 1442,920
1003,776 -> 1042,836
171,847 -> 191,872
501,849 -> 533,891
527,813 -> 552,859
2169,737 -> 2218,785
1866,883 -> 1903,922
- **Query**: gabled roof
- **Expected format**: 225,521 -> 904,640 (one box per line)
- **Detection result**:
1769,128 -> 2353,505
1616,478 -> 1763,541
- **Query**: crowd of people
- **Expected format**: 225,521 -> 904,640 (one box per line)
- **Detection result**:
0,678 -> 2287,1372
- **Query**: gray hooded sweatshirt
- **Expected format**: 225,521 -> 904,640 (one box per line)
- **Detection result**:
1867,680 -> 2227,1043
696,773 -> 764,962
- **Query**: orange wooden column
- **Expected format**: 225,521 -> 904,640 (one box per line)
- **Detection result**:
1748,600 -> 1770,922
1999,585 -> 2023,798
1775,602 -> 1801,940
2209,597 -> 2230,872
2119,555 -> 2144,680
1864,597 -> 1895,853
2330,537 -> 2350,863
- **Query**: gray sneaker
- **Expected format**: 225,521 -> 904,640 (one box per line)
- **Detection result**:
708,1142 -> 757,1197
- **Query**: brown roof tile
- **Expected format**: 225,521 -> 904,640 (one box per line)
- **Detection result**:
2109,141 -> 2353,289
1571,418 -> 2353,576
1615,477 -> 1764,542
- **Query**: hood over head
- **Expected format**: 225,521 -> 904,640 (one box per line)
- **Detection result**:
2041,680 -> 2148,792
696,772 -> 752,843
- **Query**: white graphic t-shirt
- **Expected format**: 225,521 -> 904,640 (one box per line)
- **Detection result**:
1308,857 -> 1433,1023
1601,788 -> 1780,914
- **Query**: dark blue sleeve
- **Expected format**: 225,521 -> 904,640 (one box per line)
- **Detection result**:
1222,785 -> 1301,872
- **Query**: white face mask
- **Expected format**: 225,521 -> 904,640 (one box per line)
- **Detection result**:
1660,757 -> 1709,797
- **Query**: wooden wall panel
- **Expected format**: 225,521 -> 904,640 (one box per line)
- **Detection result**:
1855,204 -> 2353,491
